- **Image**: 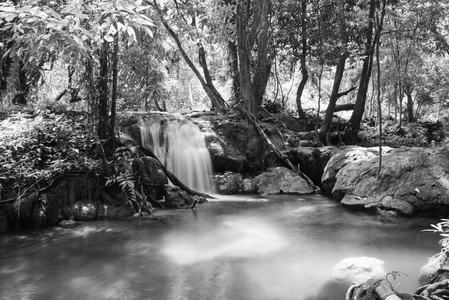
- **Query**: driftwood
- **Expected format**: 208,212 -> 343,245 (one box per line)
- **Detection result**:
347,280 -> 402,300
138,146 -> 214,199
238,105 -> 316,189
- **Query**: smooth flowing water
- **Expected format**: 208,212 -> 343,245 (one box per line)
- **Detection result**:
140,119 -> 215,194
0,194 -> 441,300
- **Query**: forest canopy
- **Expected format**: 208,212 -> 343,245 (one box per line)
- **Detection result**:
0,0 -> 449,145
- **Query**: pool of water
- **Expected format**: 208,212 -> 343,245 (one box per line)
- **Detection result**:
0,194 -> 441,300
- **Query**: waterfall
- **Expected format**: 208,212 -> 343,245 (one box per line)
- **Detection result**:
140,119 -> 216,194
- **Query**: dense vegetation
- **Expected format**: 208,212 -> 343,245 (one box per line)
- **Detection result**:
0,0 -> 448,217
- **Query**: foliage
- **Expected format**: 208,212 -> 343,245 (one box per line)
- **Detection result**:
0,110 -> 100,196
424,219 -> 449,245
0,0 -> 154,61
104,147 -> 153,216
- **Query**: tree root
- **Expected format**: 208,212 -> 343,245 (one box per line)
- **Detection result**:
238,105 -> 316,189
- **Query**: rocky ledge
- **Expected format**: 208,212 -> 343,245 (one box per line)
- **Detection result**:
321,145 -> 449,218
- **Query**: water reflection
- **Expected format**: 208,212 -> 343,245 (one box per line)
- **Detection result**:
0,194 -> 441,300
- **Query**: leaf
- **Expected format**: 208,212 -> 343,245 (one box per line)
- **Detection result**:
106,24 -> 117,36
104,34 -> 114,43
126,26 -> 136,46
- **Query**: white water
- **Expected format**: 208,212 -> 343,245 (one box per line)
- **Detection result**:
140,120 -> 215,193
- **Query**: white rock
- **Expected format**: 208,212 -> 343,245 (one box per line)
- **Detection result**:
332,256 -> 386,285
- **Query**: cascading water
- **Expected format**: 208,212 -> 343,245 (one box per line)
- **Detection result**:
140,118 -> 216,194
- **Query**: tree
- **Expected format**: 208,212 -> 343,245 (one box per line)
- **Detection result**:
235,0 -> 272,116
0,0 -> 154,153
319,0 -> 349,135
349,0 -> 387,133
150,0 -> 228,111
275,0 -> 310,117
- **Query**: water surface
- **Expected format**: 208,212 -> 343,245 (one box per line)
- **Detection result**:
0,194 -> 441,300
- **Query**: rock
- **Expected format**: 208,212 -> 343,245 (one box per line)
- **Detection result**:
286,146 -> 337,187
132,156 -> 168,200
241,178 -> 257,194
321,146 -> 449,216
72,201 -> 97,221
332,256 -> 386,286
164,185 -> 204,208
200,117 -> 282,173
419,244 -> 449,286
321,147 -> 387,194
253,167 -> 315,194
215,172 -> 243,195
97,204 -> 135,218
58,219 -> 82,227
380,196 -> 415,215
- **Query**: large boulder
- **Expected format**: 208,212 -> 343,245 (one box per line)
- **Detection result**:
253,167 -> 315,194
321,146 -> 449,216
193,115 -> 285,173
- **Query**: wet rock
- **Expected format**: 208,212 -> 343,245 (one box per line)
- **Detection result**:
58,219 -> 82,227
321,146 -> 388,194
321,146 -> 449,217
164,185 -> 204,208
380,195 -> 415,215
132,156 -> 168,200
286,146 -> 337,187
215,172 -> 243,195
206,134 -> 248,174
241,178 -> 257,194
419,242 -> 449,286
253,167 -> 315,194
97,204 -> 136,218
72,201 -> 97,221
332,256 -> 386,286
201,118 -> 282,173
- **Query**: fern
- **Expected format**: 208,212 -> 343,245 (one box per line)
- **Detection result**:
117,171 -> 137,205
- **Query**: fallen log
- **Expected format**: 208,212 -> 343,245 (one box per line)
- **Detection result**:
138,146 -> 214,199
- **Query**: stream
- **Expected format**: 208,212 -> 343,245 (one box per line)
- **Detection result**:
0,194 -> 441,300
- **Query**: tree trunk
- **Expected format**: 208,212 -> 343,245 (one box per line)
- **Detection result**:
404,87 -> 414,122
295,0 -> 308,118
228,40 -> 241,103
398,82 -> 403,128
152,0 -> 227,111
236,0 -> 272,116
320,0 -> 348,135
12,59 -> 29,105
349,0 -> 377,132
319,52 -> 349,134
252,0 -> 272,108
97,41 -> 109,142
198,42 -> 227,110
109,34 -> 119,153
85,59 -> 97,134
